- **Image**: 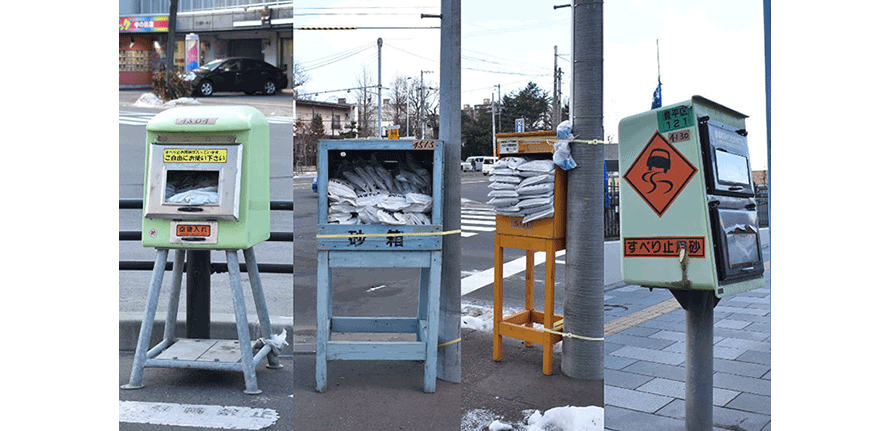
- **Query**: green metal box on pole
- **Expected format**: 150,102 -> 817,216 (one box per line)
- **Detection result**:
142,105 -> 270,249
618,96 -> 764,298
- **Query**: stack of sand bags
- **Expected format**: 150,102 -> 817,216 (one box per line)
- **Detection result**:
326,153 -> 434,225
486,157 -> 556,224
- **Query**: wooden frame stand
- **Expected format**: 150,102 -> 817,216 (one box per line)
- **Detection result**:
493,234 -> 565,375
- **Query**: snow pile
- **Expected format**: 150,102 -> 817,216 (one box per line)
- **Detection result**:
462,409 -> 502,431
489,420 -> 513,431
461,303 -> 520,332
463,406 -> 604,431
133,93 -> 201,108
525,406 -> 603,431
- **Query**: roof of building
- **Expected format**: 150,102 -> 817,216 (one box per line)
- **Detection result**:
295,99 -> 353,110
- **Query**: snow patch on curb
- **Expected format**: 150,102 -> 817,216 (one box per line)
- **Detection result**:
134,93 -> 201,109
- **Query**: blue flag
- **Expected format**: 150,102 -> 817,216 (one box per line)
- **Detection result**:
651,79 -> 662,109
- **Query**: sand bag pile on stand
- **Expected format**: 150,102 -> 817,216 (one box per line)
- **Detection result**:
325,153 -> 433,225
486,157 -> 556,224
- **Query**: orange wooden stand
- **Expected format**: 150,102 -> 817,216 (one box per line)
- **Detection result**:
493,233 -> 566,375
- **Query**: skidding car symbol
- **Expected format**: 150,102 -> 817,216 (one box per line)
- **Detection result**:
647,148 -> 671,173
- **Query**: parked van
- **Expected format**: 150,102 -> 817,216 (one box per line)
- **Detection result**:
481,156 -> 497,175
462,156 -> 486,172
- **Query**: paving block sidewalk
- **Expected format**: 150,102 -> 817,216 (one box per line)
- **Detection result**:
601,282 -> 771,431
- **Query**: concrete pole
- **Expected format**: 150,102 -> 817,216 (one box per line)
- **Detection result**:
562,0 -> 604,381
491,92 -> 496,156
685,291 -> 715,431
377,37 -> 383,138
553,45 -> 560,130
437,0 -> 462,385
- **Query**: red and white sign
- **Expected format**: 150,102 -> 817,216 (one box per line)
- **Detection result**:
622,131 -> 698,217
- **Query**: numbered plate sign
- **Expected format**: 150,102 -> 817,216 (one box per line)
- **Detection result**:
657,105 -> 693,133
412,140 -> 436,150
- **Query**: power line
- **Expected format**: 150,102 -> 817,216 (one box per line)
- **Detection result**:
300,43 -> 376,72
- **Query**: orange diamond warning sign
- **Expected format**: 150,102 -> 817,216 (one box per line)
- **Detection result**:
623,131 -> 698,217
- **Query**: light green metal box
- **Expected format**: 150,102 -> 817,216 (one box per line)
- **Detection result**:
618,96 -> 764,298
142,106 -> 270,249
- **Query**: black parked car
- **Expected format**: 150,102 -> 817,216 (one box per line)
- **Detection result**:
187,57 -> 287,97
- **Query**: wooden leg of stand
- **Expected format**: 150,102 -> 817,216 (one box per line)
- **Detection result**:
493,236 -> 504,362
543,242 -> 556,375
524,250 -> 535,347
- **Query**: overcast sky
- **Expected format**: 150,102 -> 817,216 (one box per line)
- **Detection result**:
294,0 -> 767,170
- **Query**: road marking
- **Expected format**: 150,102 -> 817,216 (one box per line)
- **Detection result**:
119,400 -> 279,430
461,217 -> 496,225
462,225 -> 495,232
461,250 -> 567,296
460,207 -> 496,238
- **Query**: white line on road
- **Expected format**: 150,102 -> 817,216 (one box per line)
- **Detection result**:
119,400 -> 279,430
461,217 -> 496,224
461,225 -> 496,232
461,250 -> 567,296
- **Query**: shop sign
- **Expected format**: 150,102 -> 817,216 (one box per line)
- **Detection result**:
120,16 -> 169,33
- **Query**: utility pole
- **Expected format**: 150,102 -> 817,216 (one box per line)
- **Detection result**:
491,92 -> 497,156
553,45 -> 560,130
437,0 -> 461,388
165,0 -> 179,99
562,0 -> 604,383
377,37 -> 383,138
496,84 -> 501,132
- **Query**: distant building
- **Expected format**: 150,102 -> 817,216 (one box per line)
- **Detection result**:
294,99 -> 353,139
119,1 -> 293,88
752,170 -> 768,185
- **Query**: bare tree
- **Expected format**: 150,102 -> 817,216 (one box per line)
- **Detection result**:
408,76 -> 439,139
388,75 -> 410,134
353,66 -> 376,137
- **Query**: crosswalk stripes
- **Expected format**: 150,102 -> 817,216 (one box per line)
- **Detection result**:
461,206 -> 496,238
119,111 -> 293,126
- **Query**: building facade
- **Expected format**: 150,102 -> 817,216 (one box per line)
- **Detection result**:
119,0 -> 293,88
294,99 -> 354,139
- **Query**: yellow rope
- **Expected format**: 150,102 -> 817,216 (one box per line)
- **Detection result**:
317,229 -> 461,239
438,337 -> 461,347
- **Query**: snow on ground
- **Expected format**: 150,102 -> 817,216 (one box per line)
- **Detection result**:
461,302 -> 562,353
134,93 -> 201,108
462,303 -> 597,430
462,406 -> 603,431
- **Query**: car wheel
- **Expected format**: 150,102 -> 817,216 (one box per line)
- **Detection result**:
262,80 -> 277,95
198,80 -> 214,97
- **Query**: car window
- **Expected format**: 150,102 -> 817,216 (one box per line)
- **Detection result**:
202,59 -> 226,71
223,59 -> 241,71
242,59 -> 261,70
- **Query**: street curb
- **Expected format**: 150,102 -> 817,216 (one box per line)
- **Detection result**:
119,312 -> 293,356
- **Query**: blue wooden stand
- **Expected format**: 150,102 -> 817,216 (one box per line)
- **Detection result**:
315,139 -> 444,393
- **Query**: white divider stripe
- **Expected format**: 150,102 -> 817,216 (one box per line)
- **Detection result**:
119,401 -> 279,430
461,250 -> 567,296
